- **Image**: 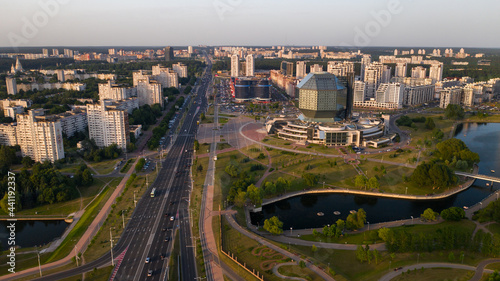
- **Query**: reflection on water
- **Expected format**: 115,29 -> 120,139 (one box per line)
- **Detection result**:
250,123 -> 500,229
0,220 -> 68,250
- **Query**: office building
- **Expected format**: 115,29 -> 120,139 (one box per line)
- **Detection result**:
231,54 -> 239,77
245,54 -> 254,77
164,46 -> 174,61
87,100 -> 130,150
280,61 -> 294,77
440,87 -> 463,109
17,109 -> 65,163
296,61 -> 307,79
233,78 -> 271,102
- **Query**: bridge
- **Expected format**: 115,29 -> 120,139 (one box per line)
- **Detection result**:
455,171 -> 500,183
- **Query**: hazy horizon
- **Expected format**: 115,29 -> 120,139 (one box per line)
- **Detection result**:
1,0 -> 500,48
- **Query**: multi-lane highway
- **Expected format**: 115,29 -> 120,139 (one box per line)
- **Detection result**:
32,53 -> 212,281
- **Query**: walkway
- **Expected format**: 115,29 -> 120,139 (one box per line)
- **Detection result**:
378,262 -> 496,281
273,262 -> 307,281
0,157 -> 140,281
224,213 -> 335,281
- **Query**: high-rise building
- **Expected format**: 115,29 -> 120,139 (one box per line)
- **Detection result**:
63,49 -> 74,58
108,48 -> 116,55
98,81 -> 134,101
188,46 -> 193,54
375,83 -> 404,108
403,84 -> 435,106
360,54 -> 372,78
56,69 -> 65,82
297,72 -> 348,121
245,54 -> 254,77
327,61 -> 354,77
152,64 -> 179,88
52,49 -> 59,56
411,66 -> 427,79
280,61 -> 293,77
353,81 -> 366,102
87,100 -> 130,150
395,63 -> 407,77
172,63 -> 188,78
429,63 -> 443,82
231,54 -> 239,77
296,61 -> 307,79
136,77 -> 163,107
16,109 -> 65,163
0,124 -> 17,146
54,110 -> 88,138
440,87 -> 463,109
164,46 -> 174,61
310,64 -> 323,73
42,48 -> 49,57
6,77 -> 17,95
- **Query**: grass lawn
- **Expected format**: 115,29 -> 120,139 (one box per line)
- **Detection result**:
217,142 -> 232,151
191,155 -> 210,276
83,171 -> 154,262
219,117 -> 229,124
278,265 -> 324,281
391,268 -> 473,281
485,262 -> 500,271
58,266 -> 113,281
465,114 -> 500,123
0,177 -> 121,218
262,136 -> 340,156
169,229 -> 180,281
198,143 -> 211,154
357,161 -> 421,195
89,159 -> 120,175
366,148 -> 419,165
57,159 -> 84,174
396,113 -> 455,149
299,229 -> 383,245
486,222 -> 500,235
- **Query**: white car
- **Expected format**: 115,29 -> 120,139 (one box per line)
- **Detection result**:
145,257 -> 150,263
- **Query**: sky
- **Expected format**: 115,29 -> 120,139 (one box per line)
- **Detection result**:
1,0 -> 499,48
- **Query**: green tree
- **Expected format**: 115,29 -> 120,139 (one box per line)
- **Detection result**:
302,173 -> 318,187
440,207 -> 465,221
373,249 -> 381,265
367,177 -> 380,190
378,227 -> 392,242
354,175 -> 367,188
264,181 -> 276,195
445,104 -> 465,120
488,271 -> 500,281
21,156 -> 34,169
135,158 -> 146,172
234,189 -> 246,208
424,117 -> 436,130
356,245 -> 367,262
225,163 -> 240,178
193,139 -> 200,151
311,245 -> 318,252
421,208 -> 437,221
246,184 -> 262,206
263,216 -> 283,235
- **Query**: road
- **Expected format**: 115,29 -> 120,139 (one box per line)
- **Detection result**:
30,53 -> 212,281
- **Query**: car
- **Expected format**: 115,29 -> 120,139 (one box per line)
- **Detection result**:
164,236 -> 170,242
145,257 -> 150,263
170,216 -> 175,221
147,269 -> 153,277
164,213 -> 169,217
162,228 -> 167,232
160,254 -> 165,260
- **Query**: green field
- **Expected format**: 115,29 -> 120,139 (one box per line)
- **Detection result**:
391,268 -> 473,281
89,159 -> 120,175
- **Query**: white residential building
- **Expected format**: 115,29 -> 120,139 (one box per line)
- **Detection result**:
55,110 -> 88,138
231,54 -> 239,77
0,124 -> 17,146
296,61 -> 307,79
16,109 -> 65,163
136,77 -> 163,107
245,54 -> 254,77
172,63 -> 188,78
353,81 -> 366,102
403,84 -> 435,106
440,87 -> 463,109
375,83 -> 404,108
6,77 -> 17,95
152,64 -> 179,88
310,64 -> 323,73
98,81 -> 135,101
395,63 -> 407,77
429,63 -> 444,82
3,106 -> 24,120
87,100 -> 130,150
411,66 -> 427,79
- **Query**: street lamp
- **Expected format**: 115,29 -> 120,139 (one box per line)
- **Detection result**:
110,228 -> 115,266
411,216 -> 414,224
290,227 -> 293,236
367,222 -> 370,231
405,187 -> 408,195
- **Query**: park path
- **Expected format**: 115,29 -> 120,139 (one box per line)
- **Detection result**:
225,212 -> 335,281
378,261 -> 497,281
272,262 -> 308,281
0,157 -> 140,281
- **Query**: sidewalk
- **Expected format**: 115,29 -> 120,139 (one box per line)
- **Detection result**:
0,158 -> 140,281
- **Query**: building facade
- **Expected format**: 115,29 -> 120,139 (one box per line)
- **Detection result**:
87,100 -> 130,150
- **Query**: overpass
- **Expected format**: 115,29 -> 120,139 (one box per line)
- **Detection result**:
455,171 -> 500,183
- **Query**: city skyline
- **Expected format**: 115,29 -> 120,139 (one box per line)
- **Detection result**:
1,0 -> 500,48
